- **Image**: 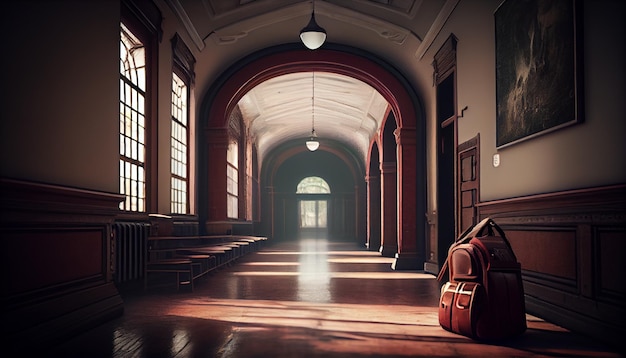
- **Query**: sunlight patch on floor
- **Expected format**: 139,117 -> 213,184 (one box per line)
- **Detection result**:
257,250 -> 384,256
230,271 -> 434,279
166,298 -> 443,337
163,298 -> 593,358
239,261 -> 301,266
326,256 -> 395,264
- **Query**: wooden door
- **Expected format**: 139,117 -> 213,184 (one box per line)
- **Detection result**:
458,137 -> 479,233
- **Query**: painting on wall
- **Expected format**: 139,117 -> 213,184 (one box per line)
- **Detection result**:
495,0 -> 583,148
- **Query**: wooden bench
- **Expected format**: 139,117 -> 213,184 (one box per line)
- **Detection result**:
176,246 -> 234,267
144,258 -> 200,291
174,253 -> 216,277
145,234 -> 268,291
144,247 -> 218,291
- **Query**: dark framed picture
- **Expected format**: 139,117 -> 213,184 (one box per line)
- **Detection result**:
495,0 -> 583,148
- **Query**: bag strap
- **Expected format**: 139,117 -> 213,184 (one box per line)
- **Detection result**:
477,219 -> 518,262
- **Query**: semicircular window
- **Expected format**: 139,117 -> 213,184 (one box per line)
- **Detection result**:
296,176 -> 330,194
297,177 -> 330,229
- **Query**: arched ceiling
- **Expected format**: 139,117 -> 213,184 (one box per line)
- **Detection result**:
238,71 -> 388,161
165,0 -> 458,162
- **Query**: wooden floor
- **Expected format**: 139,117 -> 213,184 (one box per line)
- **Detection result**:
46,238 -> 622,358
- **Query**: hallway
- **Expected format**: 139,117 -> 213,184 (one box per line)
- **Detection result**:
47,238 -> 621,358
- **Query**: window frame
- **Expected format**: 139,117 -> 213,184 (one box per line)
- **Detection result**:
296,176 -> 331,229
119,22 -> 148,212
226,139 -> 239,219
170,70 -> 189,214
119,1 -> 161,215
170,33 -> 195,215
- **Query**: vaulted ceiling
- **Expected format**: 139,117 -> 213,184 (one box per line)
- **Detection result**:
165,0 -> 457,161
238,72 -> 388,161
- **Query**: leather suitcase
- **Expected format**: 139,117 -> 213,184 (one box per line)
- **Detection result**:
438,218 -> 527,340
470,235 -> 526,339
474,268 -> 526,339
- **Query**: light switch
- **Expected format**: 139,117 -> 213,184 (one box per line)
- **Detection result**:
493,153 -> 500,167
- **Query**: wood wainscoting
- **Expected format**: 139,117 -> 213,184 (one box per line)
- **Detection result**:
477,184 -> 626,348
0,178 -> 124,349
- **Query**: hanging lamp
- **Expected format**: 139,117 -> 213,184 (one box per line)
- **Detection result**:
300,1 -> 326,50
306,72 -> 320,151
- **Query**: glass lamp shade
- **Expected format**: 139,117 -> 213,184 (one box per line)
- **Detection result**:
306,139 -> 319,151
300,14 -> 326,50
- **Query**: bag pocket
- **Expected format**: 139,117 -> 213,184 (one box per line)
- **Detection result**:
439,281 -> 486,339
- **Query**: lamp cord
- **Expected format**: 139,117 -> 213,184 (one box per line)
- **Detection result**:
312,71 -> 315,134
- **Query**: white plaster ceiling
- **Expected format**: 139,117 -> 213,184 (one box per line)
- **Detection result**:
238,72 -> 388,159
165,0 -> 458,161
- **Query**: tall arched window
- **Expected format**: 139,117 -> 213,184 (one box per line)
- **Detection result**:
297,177 -> 330,229
170,34 -> 195,214
119,1 -> 160,213
227,139 -> 238,219
119,23 -> 147,212
226,107 -> 244,220
170,72 -> 188,214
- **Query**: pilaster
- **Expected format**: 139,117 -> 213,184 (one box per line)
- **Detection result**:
393,127 -> 422,270
365,175 -> 381,251
205,128 -> 230,222
379,162 -> 397,257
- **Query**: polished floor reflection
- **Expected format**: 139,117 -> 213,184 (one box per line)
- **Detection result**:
48,238 -> 622,357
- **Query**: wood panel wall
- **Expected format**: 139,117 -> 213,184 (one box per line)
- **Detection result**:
0,178 -> 124,349
477,184 -> 626,349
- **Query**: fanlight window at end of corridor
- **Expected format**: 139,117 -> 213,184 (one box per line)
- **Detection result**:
297,177 -> 330,194
297,177 -> 329,229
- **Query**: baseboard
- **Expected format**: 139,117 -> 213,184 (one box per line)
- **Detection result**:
4,282 -> 124,353
526,290 -> 625,354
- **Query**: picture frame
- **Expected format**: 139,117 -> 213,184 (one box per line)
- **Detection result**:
494,0 -> 583,148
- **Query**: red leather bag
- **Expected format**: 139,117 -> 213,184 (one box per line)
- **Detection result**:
437,217 -> 527,340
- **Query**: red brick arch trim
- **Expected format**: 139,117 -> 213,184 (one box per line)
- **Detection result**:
204,48 -> 419,131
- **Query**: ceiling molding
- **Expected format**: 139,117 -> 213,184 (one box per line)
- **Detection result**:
317,2 -> 414,46
353,0 -> 424,19
165,0 -> 206,51
414,0 -> 459,59
209,3 -> 306,45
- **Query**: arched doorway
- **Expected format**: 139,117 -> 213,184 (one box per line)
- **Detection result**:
199,44 -> 426,270
266,146 -> 360,242
297,176 -> 330,238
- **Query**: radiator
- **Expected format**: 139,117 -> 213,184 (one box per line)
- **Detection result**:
113,222 -> 150,284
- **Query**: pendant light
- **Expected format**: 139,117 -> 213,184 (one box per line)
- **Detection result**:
306,72 -> 320,151
300,1 -> 326,50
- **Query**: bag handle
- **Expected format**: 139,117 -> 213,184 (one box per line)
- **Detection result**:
462,217 -> 493,241
436,217 -> 514,282
476,218 -> 518,262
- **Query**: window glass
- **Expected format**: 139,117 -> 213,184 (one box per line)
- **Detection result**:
227,140 -> 238,218
171,72 -> 188,214
119,23 -> 146,212
297,176 -> 330,194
